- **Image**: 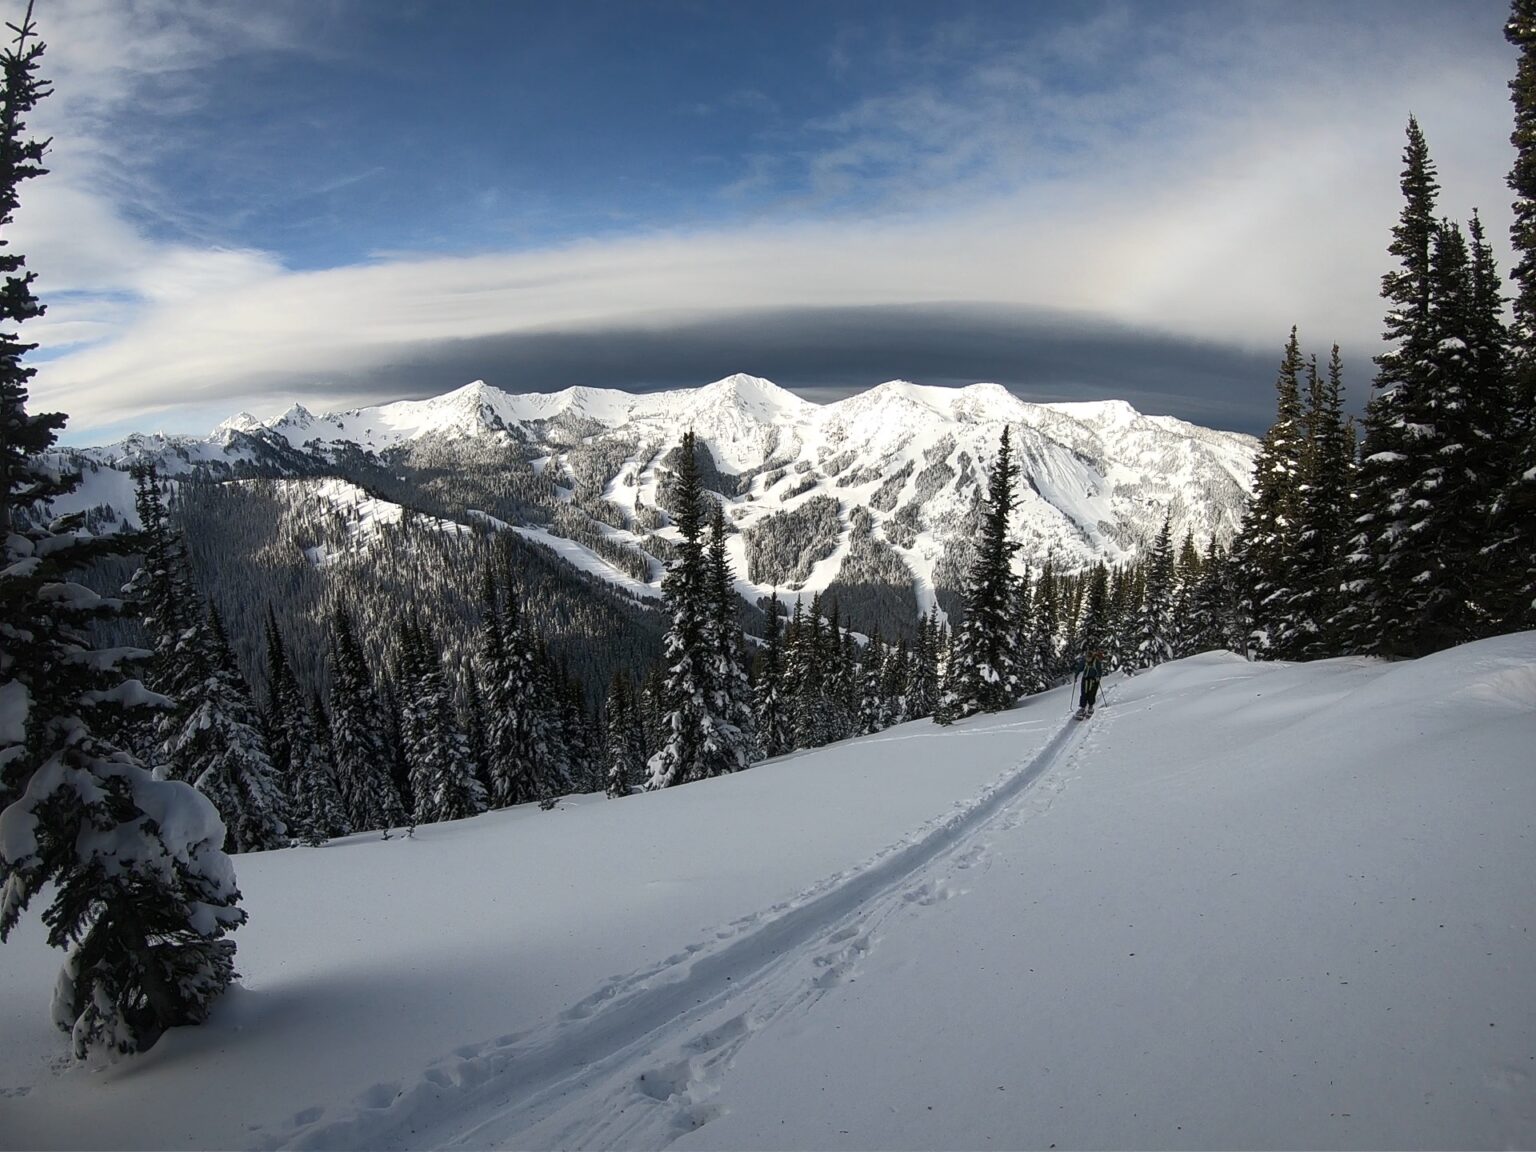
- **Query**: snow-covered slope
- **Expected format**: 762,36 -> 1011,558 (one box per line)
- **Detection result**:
56,375 -> 1257,620
1,633 -> 1531,1151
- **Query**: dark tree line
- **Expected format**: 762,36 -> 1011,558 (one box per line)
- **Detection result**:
1230,32 -> 1536,659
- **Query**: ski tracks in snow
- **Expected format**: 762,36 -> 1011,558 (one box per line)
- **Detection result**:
256,707 -> 1097,1152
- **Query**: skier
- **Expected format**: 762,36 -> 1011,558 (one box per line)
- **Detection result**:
1074,644 -> 1106,720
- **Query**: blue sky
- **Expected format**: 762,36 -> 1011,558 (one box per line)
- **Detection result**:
11,0 -> 1517,441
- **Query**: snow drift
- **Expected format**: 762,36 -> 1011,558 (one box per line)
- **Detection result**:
0,634 -> 1532,1150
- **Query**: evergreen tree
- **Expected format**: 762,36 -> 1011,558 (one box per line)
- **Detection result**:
265,611 -> 347,844
0,8 -> 246,1056
1132,515 -> 1177,670
603,674 -> 645,797
1170,533 -> 1202,658
128,479 -> 287,852
942,428 -> 1021,717
398,615 -> 484,824
752,595 -> 794,759
1076,563 -> 1112,653
327,607 -> 404,834
1029,557 -> 1063,684
704,500 -> 756,764
1337,118 -> 1442,656
647,432 -> 748,787
458,666 -> 493,803
903,605 -> 940,721
479,572 -> 554,806
1495,3 -> 1536,628
881,638 -> 911,725
1281,348 -> 1356,658
1235,327 -> 1307,652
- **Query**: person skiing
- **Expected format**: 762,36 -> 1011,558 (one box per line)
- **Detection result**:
1075,644 -> 1106,719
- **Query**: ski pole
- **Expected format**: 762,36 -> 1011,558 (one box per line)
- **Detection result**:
1069,671 -> 1079,714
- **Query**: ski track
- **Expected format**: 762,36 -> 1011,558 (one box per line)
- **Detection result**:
256,700 -> 1103,1152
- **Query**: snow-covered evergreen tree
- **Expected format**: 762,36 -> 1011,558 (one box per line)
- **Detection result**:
1282,348 -> 1355,659
704,500 -> 755,764
1336,118 -> 1441,657
752,595 -> 794,759
602,674 -> 647,797
398,615 -> 484,824
1235,327 -> 1307,652
327,607 -> 404,835
1492,4 -> 1536,630
647,431 -> 749,788
265,611 -> 347,845
1131,515 -> 1177,671
942,428 -> 1021,718
478,571 -> 555,806
0,9 -> 245,1055
129,476 -> 286,852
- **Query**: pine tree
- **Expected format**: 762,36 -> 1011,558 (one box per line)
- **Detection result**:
1132,515 -> 1177,670
479,571 -> 555,807
1170,533 -> 1202,658
752,595 -> 793,759
327,607 -> 404,835
1337,118 -> 1442,656
1076,563 -> 1112,654
647,431 -> 748,787
881,638 -> 911,724
906,604 -> 942,721
943,428 -> 1021,717
1235,327 -> 1307,652
1029,557 -> 1062,684
704,500 -> 755,766
265,611 -> 347,844
857,631 -> 887,734
129,478 -> 287,852
458,666 -> 493,802
398,615 -> 484,824
1280,347 -> 1356,658
1495,2 -> 1536,629
603,674 -> 644,797
0,7 -> 245,1055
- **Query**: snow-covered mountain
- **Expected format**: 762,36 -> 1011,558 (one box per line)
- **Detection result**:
55,374 -> 1257,626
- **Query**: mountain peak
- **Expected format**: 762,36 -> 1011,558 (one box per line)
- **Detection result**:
275,402 -> 315,425
212,411 -> 263,437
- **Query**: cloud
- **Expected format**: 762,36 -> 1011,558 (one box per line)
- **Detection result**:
15,0 -> 1520,444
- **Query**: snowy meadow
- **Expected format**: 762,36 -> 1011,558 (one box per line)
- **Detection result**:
2,634 -> 1532,1150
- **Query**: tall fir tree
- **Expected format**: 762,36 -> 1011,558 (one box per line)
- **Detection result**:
479,571 -> 555,807
265,609 -> 347,845
1337,118 -> 1442,656
128,476 -> 287,853
647,431 -> 748,787
752,595 -> 794,760
1131,515 -> 1177,670
1235,327 -> 1307,652
327,606 -> 404,835
0,7 -> 246,1056
603,674 -> 645,797
1076,563 -> 1112,654
704,500 -> 756,766
942,428 -> 1021,717
1496,2 -> 1536,627
1282,347 -> 1356,658
397,615 -> 484,824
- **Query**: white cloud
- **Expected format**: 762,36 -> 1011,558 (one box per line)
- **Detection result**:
12,0 -> 1520,438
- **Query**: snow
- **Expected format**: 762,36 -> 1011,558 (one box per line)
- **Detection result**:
4,636 -> 1531,1150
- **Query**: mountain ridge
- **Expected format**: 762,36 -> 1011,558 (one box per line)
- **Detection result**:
51,374 -> 1257,637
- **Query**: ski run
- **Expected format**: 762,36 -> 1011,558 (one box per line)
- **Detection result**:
1,633 -> 1533,1150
